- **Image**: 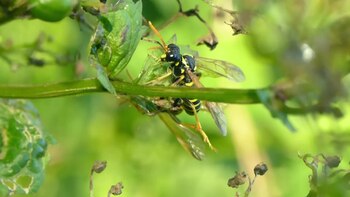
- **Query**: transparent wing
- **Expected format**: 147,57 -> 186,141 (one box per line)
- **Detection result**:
126,97 -> 206,159
186,69 -> 228,136
195,56 -> 245,82
180,45 -> 245,82
167,34 -> 177,44
158,112 -> 205,160
136,34 -> 178,85
135,49 -> 171,85
205,102 -> 227,136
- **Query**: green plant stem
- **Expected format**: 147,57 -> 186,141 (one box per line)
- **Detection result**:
0,78 -> 262,104
0,78 -> 338,115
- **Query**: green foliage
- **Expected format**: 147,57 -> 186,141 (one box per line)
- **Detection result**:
0,0 -> 78,24
257,89 -> 296,131
238,0 -> 350,112
1,0 -> 350,196
89,0 -> 145,79
299,154 -> 350,197
89,0 -> 145,94
0,99 -> 50,196
96,64 -> 117,95
29,0 -> 77,22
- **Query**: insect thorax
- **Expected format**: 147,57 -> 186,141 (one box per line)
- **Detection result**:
182,55 -> 196,72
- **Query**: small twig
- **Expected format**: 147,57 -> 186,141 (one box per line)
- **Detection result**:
244,175 -> 256,197
203,0 -> 236,15
147,0 -> 218,50
299,153 -> 320,194
202,0 -> 248,35
90,161 -> 107,197
177,0 -> 218,49
90,169 -> 95,197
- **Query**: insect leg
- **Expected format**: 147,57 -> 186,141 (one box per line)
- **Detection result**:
181,104 -> 217,151
142,37 -> 165,51
144,71 -> 172,85
170,75 -> 185,86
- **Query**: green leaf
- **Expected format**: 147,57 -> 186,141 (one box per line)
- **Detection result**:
89,0 -> 145,79
257,89 -> 296,131
129,96 -> 160,116
96,64 -> 117,95
29,0 -> 76,22
0,99 -> 51,195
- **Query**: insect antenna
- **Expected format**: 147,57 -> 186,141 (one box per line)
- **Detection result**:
148,21 -> 168,51
141,37 -> 164,50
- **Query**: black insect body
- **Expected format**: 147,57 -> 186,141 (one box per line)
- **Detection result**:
161,43 -> 182,63
142,21 -> 245,150
183,54 -> 196,71
182,98 -> 201,115
170,58 -> 192,84
171,96 -> 201,116
170,61 -> 185,84
178,54 -> 197,86
176,55 -> 202,115
160,44 -> 202,116
170,98 -> 184,115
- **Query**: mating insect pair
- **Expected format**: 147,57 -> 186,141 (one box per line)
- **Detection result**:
136,21 -> 245,153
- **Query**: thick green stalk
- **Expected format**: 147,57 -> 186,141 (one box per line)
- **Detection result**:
0,78 -> 262,104
0,78 -> 339,115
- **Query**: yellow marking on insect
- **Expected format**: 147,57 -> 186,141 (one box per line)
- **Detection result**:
194,103 -> 201,107
185,82 -> 193,87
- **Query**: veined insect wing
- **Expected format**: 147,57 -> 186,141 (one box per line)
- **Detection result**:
176,44 -> 246,83
179,44 -> 200,57
185,68 -> 228,136
167,34 -> 178,45
205,102 -> 228,136
194,57 -> 245,82
158,113 -> 205,160
135,53 -> 161,84
136,44 -> 174,85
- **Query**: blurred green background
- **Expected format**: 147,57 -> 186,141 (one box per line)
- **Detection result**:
1,0 -> 350,196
